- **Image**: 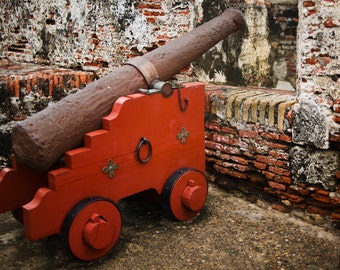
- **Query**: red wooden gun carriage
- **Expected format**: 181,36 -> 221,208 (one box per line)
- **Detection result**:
0,83 -> 207,261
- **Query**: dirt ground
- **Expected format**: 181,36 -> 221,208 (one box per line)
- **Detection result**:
0,183 -> 339,270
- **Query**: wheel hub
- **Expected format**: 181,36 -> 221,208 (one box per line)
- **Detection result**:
82,213 -> 114,250
181,180 -> 205,211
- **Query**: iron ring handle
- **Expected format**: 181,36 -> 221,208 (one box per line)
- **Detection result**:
136,137 -> 152,163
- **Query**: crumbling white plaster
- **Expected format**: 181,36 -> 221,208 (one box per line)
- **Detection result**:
238,4 -> 271,87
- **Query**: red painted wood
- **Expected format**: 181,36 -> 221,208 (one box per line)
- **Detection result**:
0,83 -> 207,260
22,83 -> 205,241
0,157 -> 47,213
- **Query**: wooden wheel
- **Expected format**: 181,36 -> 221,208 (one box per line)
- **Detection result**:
63,197 -> 121,261
162,168 -> 208,221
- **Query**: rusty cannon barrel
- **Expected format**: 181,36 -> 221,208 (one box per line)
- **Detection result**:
11,9 -> 245,171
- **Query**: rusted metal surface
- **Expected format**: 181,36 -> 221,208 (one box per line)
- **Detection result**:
11,9 -> 244,171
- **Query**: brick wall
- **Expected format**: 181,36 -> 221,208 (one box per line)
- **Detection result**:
204,84 -> 340,223
0,0 -> 199,77
0,0 -> 298,89
0,60 -> 96,167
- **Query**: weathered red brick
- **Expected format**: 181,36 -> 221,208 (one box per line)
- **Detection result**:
334,104 -> 340,113
223,145 -> 241,155
229,138 -> 248,148
136,3 -> 162,9
268,166 -> 291,176
268,149 -> 289,160
307,206 -> 332,216
205,132 -> 213,140
242,150 -> 254,158
178,10 -> 190,15
214,159 -> 223,166
263,170 -> 276,180
264,187 -> 278,196
330,211 -> 340,222
304,57 -> 318,65
229,169 -> 248,179
315,189 -> 330,196
250,145 -> 268,155
205,141 -> 224,151
256,140 -> 289,150
308,198 -> 331,208
269,181 -> 286,191
213,133 -> 230,144
276,17 -> 286,22
261,132 -> 279,140
238,130 -> 258,138
146,17 -> 156,24
205,122 -> 221,131
292,203 -> 308,210
254,161 -> 267,170
143,11 -> 164,16
306,186 -> 319,193
281,192 -> 305,203
311,193 -> 331,204
275,176 -> 292,185
333,115 -> 340,124
205,156 -> 216,163
306,9 -> 317,16
288,185 -> 311,196
222,126 -> 238,135
330,134 -> 340,142
273,204 -> 289,213
330,196 -> 340,207
249,174 -> 266,183
324,19 -> 334,28
230,156 -> 249,165
256,155 -> 276,165
303,1 -> 315,7
214,165 -> 247,179
222,161 -> 249,172
215,152 -> 231,161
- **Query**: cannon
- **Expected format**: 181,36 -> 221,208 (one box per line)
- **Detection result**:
0,9 -> 245,261
1,82 -> 207,261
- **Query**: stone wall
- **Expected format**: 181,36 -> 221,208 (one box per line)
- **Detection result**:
295,0 -> 339,148
204,84 -> 340,222
0,0 -> 298,88
0,0 -> 201,76
204,0 -> 340,222
195,0 -> 298,90
204,0 -> 339,222
293,0 -> 340,214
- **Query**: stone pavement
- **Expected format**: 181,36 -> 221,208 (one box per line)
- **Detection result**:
0,184 -> 339,270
